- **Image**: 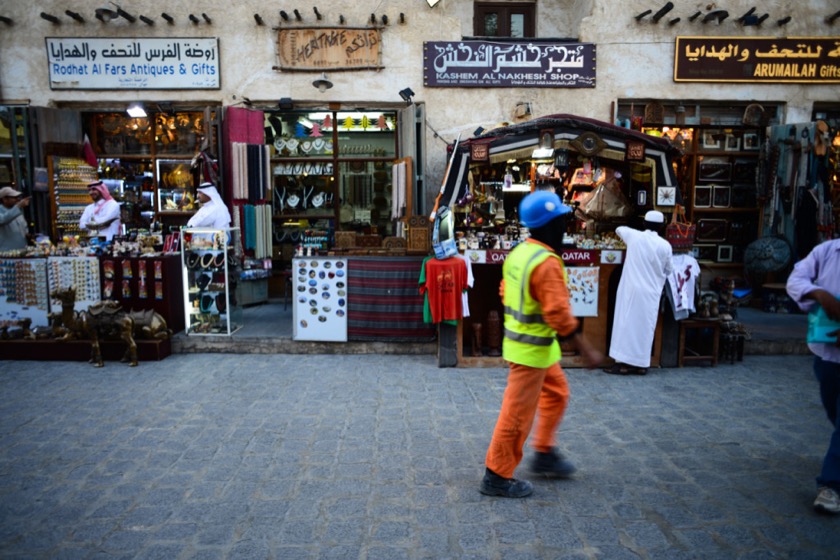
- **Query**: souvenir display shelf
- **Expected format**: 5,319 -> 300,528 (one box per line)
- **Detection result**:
292,256 -> 348,342
643,125 -> 763,266
100,254 -> 185,333
0,258 -> 50,327
48,156 -> 99,242
181,227 -> 242,336
47,256 -> 101,311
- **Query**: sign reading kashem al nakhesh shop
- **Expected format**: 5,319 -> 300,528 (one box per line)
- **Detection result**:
424,40 -> 595,88
276,27 -> 382,70
675,36 -> 840,83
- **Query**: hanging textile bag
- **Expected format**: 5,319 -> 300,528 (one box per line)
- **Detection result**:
665,204 -> 696,253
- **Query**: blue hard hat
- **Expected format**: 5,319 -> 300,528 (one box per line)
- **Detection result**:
519,191 -> 572,228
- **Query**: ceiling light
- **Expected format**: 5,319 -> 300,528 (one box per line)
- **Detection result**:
312,73 -> 333,93
127,103 -> 147,118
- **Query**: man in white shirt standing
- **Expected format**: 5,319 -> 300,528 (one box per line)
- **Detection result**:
605,210 -> 674,375
187,183 -> 231,229
79,181 -> 121,241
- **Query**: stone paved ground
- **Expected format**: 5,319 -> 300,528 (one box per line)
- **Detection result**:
0,354 -> 837,559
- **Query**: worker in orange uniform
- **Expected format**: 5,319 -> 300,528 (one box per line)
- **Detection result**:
481,190 -> 603,498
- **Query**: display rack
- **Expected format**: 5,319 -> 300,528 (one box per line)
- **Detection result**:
181,227 -> 242,335
100,254 -> 185,333
47,256 -> 101,311
292,256 -> 348,341
0,258 -> 50,326
48,156 -> 98,241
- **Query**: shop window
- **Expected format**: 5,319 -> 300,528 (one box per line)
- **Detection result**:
474,2 -> 535,37
265,109 -> 398,268
82,109 -> 218,230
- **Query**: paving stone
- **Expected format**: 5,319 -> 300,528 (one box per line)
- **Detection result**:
0,354 -> 836,558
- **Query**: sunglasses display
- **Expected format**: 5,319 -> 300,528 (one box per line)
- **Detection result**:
291,257 -> 348,342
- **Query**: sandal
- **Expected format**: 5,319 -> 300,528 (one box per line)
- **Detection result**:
603,364 -> 648,376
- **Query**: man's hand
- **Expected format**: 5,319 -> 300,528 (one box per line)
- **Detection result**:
572,333 -> 604,369
16,196 -> 31,209
813,289 -> 840,322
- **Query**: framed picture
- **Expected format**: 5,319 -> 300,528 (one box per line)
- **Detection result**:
696,218 -> 729,242
732,160 -> 756,183
698,159 -> 731,182
725,134 -> 741,152
693,244 -> 717,261
694,185 -> 712,208
717,245 -> 734,263
742,132 -> 760,151
702,130 -> 722,150
712,185 -> 731,208
656,186 -> 677,206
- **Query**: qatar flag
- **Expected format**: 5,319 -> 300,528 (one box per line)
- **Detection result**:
83,134 -> 98,167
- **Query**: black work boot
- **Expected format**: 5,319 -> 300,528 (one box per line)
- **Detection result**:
529,448 -> 577,478
479,468 -> 533,498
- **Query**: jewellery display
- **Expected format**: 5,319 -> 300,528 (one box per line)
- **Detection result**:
182,227 -> 242,336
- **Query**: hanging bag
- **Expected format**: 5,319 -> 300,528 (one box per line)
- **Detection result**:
665,204 -> 696,252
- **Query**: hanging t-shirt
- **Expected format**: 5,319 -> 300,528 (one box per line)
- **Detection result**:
666,253 -> 701,319
420,257 -> 469,323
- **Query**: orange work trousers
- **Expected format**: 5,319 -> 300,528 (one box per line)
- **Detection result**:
485,361 -> 570,479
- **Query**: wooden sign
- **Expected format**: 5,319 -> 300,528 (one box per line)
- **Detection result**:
470,142 -> 489,162
626,141 -> 646,161
276,27 -> 382,71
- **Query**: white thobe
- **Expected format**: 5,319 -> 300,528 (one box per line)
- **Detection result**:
79,199 -> 121,241
609,226 -> 674,368
186,201 -> 231,229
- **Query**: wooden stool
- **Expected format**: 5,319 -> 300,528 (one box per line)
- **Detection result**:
678,318 -> 720,367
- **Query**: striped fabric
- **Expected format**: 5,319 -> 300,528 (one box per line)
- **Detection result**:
348,257 -> 436,342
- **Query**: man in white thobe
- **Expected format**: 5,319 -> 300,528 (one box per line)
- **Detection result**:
79,181 -> 121,241
187,183 -> 231,229
605,210 -> 673,375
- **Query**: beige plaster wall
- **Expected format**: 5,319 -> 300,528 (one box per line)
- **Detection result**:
1,0 -> 838,207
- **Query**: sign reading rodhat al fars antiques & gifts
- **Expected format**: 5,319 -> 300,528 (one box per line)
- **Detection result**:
276,27 -> 382,71
46,38 -> 220,90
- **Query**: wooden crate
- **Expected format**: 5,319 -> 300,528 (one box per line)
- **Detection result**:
335,231 -> 356,249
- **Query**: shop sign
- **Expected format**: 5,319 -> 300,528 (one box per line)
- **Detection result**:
626,141 -> 646,161
470,142 -> 490,162
273,162 -> 334,176
276,27 -> 382,70
486,250 -> 509,263
46,38 -> 220,90
424,40 -> 596,88
675,36 -> 840,83
600,250 -> 623,265
560,249 -> 596,265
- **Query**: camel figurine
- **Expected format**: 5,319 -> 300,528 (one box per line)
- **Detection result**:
128,308 -> 173,340
50,287 -> 138,367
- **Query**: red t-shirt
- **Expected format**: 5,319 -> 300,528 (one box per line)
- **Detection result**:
421,257 -> 469,323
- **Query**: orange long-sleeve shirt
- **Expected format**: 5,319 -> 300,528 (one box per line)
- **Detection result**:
501,239 -> 579,338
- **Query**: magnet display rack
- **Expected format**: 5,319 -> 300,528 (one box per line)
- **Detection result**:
48,156 -> 98,241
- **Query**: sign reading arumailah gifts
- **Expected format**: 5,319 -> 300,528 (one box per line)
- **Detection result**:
674,36 -> 840,83
276,27 -> 382,71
